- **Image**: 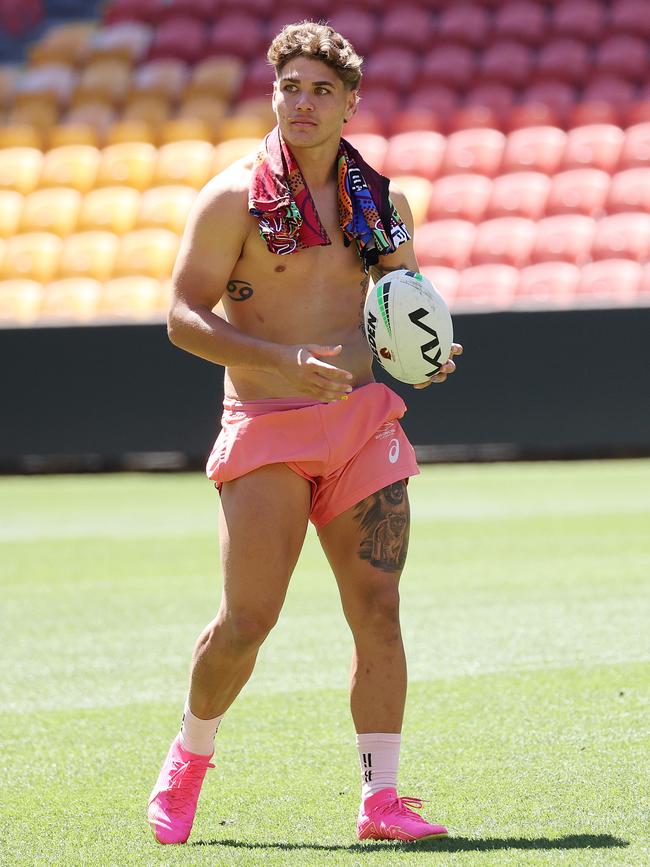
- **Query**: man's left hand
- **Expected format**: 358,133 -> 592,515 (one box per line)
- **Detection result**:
413,342 -> 463,389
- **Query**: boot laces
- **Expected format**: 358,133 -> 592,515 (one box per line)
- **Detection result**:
380,796 -> 428,823
166,758 -> 214,814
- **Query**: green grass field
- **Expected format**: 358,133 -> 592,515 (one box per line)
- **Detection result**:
1,460 -> 649,866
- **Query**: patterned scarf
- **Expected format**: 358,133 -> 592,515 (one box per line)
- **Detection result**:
248,126 -> 410,271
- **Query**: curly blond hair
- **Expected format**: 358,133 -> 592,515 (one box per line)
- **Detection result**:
267,21 -> 363,91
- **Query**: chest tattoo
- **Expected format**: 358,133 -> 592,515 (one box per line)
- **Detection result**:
226,279 -> 254,301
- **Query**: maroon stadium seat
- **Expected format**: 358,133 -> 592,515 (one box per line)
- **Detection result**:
606,168 -> 650,214
480,41 -> 533,88
486,171 -> 551,220
448,105 -> 502,134
344,134 -> 388,174
522,80 -> 576,124
620,123 -> 650,169
438,3 -> 490,47
390,108 -> 444,137
546,169 -> 610,216
406,85 -> 458,118
567,103 -> 622,129
443,128 -> 506,177
104,0 -> 159,24
238,56 -> 275,101
551,0 -> 606,41
626,100 -> 650,127
471,217 -> 536,267
532,214 -> 596,264
577,259 -> 642,304
328,11 -> 377,56
517,260 -> 579,305
535,39 -> 590,85
363,49 -> 418,92
208,15 -> 264,61
582,76 -> 636,110
506,104 -> 562,131
493,1 -> 548,45
384,131 -> 446,181
148,16 -> 207,64
502,125 -> 566,174
421,44 -> 476,91
561,124 -> 625,173
610,0 -> 650,38
414,219 -> 476,269
376,6 -> 433,52
591,213 -> 650,261
457,263 -> 519,308
419,265 -> 459,306
464,83 -> 516,117
594,35 -> 648,82
155,0 -> 215,23
428,174 -> 492,223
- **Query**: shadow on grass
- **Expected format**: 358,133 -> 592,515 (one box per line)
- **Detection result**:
192,834 -> 628,853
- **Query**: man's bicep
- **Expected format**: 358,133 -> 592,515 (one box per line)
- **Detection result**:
370,188 -> 419,284
171,181 -> 249,311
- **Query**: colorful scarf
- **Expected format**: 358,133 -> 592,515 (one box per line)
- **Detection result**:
248,127 -> 410,271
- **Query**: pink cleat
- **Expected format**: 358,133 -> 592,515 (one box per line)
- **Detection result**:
147,735 -> 214,844
357,788 -> 448,842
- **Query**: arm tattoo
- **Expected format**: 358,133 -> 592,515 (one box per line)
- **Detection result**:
358,273 -> 370,332
369,262 -> 409,285
353,481 -> 410,573
226,279 -> 254,301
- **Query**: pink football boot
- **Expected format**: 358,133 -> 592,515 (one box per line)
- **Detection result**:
147,735 -> 214,844
357,788 -> 448,842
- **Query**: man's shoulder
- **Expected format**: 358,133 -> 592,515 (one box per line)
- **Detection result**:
190,154 -> 256,230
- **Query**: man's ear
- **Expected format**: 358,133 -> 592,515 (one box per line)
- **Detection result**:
344,89 -> 359,123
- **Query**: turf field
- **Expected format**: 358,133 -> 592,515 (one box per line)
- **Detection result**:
1,460 -> 649,866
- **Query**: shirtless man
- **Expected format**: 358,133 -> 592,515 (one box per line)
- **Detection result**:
147,22 -> 462,845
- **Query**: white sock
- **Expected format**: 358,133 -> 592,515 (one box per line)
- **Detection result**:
179,701 -> 223,756
356,732 -> 401,800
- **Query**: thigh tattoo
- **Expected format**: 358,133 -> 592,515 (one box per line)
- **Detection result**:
353,481 -> 410,573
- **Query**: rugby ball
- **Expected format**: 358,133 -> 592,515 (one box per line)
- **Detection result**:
364,269 -> 454,385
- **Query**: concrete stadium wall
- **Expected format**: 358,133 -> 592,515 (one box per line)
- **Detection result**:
2,307 -> 649,472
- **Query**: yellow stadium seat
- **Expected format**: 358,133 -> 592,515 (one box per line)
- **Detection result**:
47,123 -> 100,148
14,64 -> 76,109
0,65 -> 19,108
158,277 -> 172,313
137,185 -> 197,234
212,138 -> 261,175
1,233 -> 63,282
0,124 -> 43,149
0,148 -> 43,195
113,229 -> 179,279
130,59 -> 188,101
154,141 -> 214,189
74,59 -> 131,106
218,115 -> 270,142
63,102 -> 116,142
28,22 -> 95,67
105,120 -> 156,145
98,276 -> 162,319
96,142 -> 157,190
59,231 -> 119,281
78,186 -> 140,234
178,96 -> 228,135
86,21 -> 152,65
160,118 -> 212,144
0,191 -> 24,238
122,95 -> 171,127
40,145 -> 100,193
389,175 -> 433,227
232,98 -> 275,127
187,57 -> 244,102
21,188 -> 81,236
7,99 -> 60,131
0,279 -> 43,324
40,277 -> 101,321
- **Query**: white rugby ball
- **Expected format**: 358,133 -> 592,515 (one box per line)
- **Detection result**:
364,269 -> 453,385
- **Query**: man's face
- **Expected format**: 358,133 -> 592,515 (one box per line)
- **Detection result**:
272,56 -> 357,149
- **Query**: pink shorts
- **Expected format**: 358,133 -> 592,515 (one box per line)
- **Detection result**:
206,382 -> 419,529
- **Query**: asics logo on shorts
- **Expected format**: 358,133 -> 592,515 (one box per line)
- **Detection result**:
388,438 -> 400,464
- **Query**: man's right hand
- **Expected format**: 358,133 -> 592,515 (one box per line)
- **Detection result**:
276,344 -> 354,402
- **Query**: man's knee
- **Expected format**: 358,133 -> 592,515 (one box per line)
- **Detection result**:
346,582 -> 402,638
221,605 -> 280,650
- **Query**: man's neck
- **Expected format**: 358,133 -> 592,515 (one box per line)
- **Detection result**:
289,139 -> 341,190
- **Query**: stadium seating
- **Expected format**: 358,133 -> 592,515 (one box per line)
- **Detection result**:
471,216 -> 537,267
443,128 -> 507,177
0,147 -> 44,194
96,142 -> 157,189
419,265 -> 459,306
438,3 -> 490,47
486,172 -> 551,220
428,174 -> 492,223
78,186 -> 140,233
112,228 -> 179,278
457,263 -> 520,308
40,277 -> 102,320
1,232 -> 62,281
137,185 -> 197,234
40,144 -> 100,192
99,275 -> 163,318
501,125 -> 567,174
606,169 -> 650,214
414,220 -> 476,269
591,213 -> 650,261
619,124 -> 650,169
546,168 -> 610,216
532,214 -> 596,264
552,0 -> 606,41
383,131 -> 445,181
577,259 -> 642,304
0,278 -> 43,323
59,231 -> 120,280
20,187 -> 81,235
517,260 -> 580,306
493,1 -> 548,45
0,190 -> 23,237
561,124 -> 625,173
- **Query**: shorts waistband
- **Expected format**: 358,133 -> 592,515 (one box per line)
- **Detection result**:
223,383 -> 376,416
